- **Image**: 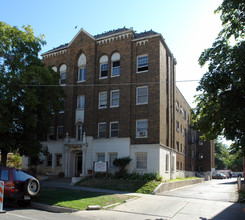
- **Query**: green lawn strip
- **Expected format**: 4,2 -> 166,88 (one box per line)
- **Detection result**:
76,177 -> 201,194
166,177 -> 200,182
76,178 -> 161,194
35,187 -> 133,210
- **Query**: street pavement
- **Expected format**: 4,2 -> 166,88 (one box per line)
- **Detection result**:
2,178 -> 245,219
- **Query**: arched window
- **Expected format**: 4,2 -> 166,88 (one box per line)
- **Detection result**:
99,55 -> 108,79
59,64 -> 67,85
77,53 -> 86,82
111,52 -> 120,77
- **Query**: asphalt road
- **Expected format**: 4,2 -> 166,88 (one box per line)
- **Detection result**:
1,178 -> 245,220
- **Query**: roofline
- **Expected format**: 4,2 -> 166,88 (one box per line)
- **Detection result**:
41,46 -> 68,56
69,28 -> 95,46
176,85 -> 192,110
95,28 -> 134,40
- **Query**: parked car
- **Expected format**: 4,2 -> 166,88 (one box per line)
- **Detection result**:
0,167 -> 40,206
212,173 -> 227,179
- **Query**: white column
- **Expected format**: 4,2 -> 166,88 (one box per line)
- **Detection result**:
82,150 -> 86,176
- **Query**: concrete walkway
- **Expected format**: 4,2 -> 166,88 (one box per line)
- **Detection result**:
37,178 -> 245,220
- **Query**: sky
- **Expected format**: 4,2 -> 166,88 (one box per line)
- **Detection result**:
1,0 -> 223,107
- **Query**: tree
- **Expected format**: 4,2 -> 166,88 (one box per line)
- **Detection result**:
191,0 -> 245,156
215,140 -> 229,170
0,22 -> 64,166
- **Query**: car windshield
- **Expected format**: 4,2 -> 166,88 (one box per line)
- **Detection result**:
14,170 -> 34,181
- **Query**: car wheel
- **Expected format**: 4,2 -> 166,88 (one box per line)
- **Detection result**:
24,178 -> 40,196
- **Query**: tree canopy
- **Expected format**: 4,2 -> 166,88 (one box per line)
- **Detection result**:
191,0 -> 245,156
0,22 -> 64,166
215,139 -> 243,171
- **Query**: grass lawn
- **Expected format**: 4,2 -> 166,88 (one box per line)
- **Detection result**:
76,177 -> 201,194
35,187 -> 134,210
75,177 -> 160,194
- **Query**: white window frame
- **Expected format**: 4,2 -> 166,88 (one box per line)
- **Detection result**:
48,127 -> 55,140
110,121 -> 119,138
57,126 -> 64,140
111,52 -> 120,77
108,153 -> 118,169
77,53 -> 86,82
136,152 -> 147,170
98,91 -> 107,109
136,119 -> 148,138
59,64 -> 67,85
136,86 -> 148,105
137,54 -> 148,73
77,95 -> 85,109
78,66 -> 86,82
97,153 -> 105,162
47,154 -> 52,167
99,55 -> 109,79
176,121 -> 180,132
76,124 -> 83,141
59,98 -> 64,113
56,154 -> 62,167
110,90 -> 119,108
199,153 -> 204,159
98,122 -> 106,139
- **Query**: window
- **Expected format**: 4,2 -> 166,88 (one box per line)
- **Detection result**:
78,53 -> 86,82
77,95 -> 85,109
176,101 -> 179,112
183,128 -> 187,137
100,55 -> 108,78
136,119 -> 148,138
111,52 -> 120,77
110,90 -> 119,107
98,122 -> 106,138
110,122 -> 119,138
199,153 -> 204,159
99,92 -> 107,109
166,154 -> 169,172
177,161 -> 179,170
109,153 -> 118,169
59,98 -> 64,113
176,121 -> 179,132
59,64 -> 67,85
77,124 -> 84,141
199,138 -> 204,146
176,141 -> 179,151
57,126 -> 64,140
47,154 -> 52,166
56,154 -> 62,167
137,55 -> 148,72
48,127 -> 55,140
136,86 -> 148,105
97,153 -> 105,162
136,152 -> 147,169
183,110 -> 187,120
78,67 -> 86,82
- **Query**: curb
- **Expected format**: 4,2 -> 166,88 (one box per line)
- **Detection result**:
31,202 -> 78,213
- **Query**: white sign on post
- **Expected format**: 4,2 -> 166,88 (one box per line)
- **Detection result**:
94,161 -> 107,172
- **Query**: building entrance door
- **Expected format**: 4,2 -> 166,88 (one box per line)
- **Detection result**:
75,152 -> 83,177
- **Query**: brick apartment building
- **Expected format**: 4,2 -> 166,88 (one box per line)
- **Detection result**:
22,27 -> 214,179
